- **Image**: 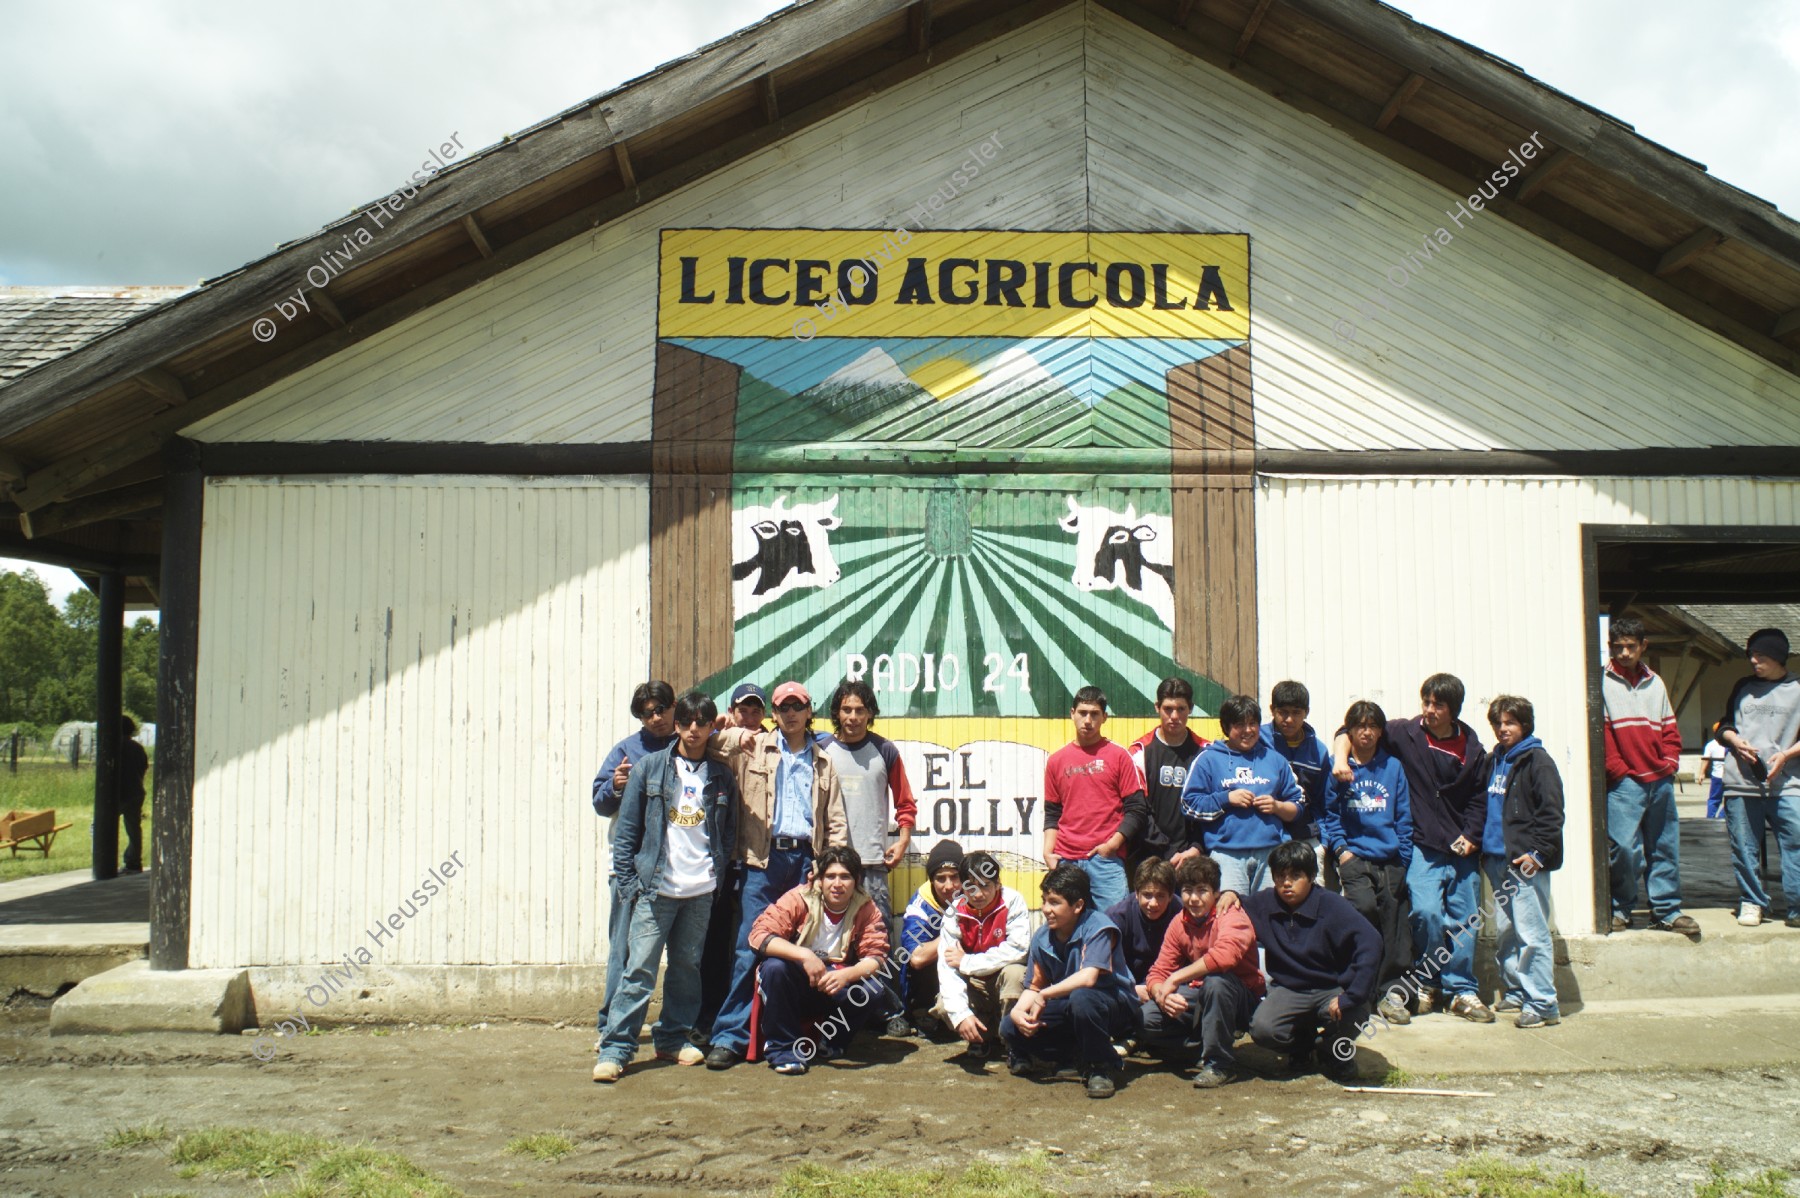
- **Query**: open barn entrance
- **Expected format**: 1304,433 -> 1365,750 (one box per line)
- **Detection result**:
1582,525 -> 1800,928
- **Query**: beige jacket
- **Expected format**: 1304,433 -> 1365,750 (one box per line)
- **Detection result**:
709,728 -> 849,869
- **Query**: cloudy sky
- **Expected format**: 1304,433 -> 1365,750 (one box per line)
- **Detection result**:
3,0 -> 1799,599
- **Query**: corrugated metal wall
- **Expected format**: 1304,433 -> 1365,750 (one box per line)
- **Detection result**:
1257,474 -> 1800,933
189,475 -> 648,967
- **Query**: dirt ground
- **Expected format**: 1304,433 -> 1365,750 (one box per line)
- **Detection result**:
2,1012 -> 1797,1198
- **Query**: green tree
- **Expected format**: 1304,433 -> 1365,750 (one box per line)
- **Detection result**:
58,589 -> 99,721
0,571 -> 61,723
123,617 -> 159,723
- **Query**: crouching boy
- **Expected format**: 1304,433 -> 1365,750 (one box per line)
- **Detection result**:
595,690 -> 738,1082
899,839 -> 965,1034
1001,863 -> 1143,1099
749,846 -> 891,1075
1482,695 -> 1566,1029
936,850 -> 1031,1059
1140,854 -> 1265,1088
1246,841 -> 1382,1081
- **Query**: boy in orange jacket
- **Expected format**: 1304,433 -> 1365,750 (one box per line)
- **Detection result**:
1140,854 -> 1264,1087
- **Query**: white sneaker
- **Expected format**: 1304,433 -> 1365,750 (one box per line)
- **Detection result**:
1738,903 -> 1764,926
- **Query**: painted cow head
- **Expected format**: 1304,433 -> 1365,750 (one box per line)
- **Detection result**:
732,495 -> 843,617
1058,496 -> 1175,630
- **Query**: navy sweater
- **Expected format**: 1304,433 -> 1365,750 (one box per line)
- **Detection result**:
1106,896 -> 1176,987
1381,717 -> 1488,855
1244,884 -> 1382,1009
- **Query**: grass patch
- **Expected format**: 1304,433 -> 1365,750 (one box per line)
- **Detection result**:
772,1153 -> 1059,1198
106,1122 -> 168,1148
1402,1156 -> 1617,1197
0,767 -> 107,883
161,1126 -> 461,1197
1696,1166 -> 1794,1198
504,1133 -> 574,1163
1383,1066 -> 1417,1087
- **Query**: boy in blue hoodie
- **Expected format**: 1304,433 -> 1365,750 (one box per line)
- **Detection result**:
1182,694 -> 1304,897
1262,680 -> 1335,886
1323,700 -> 1414,1028
1482,695 -> 1565,1029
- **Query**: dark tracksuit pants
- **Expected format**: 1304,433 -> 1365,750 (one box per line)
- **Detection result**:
1001,985 -> 1142,1072
1137,971 -> 1257,1069
1337,855 -> 1412,1001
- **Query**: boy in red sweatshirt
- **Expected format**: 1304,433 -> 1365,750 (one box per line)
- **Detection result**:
1140,854 -> 1264,1088
1601,617 -> 1698,939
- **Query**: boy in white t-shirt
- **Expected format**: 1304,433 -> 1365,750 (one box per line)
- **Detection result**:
595,691 -> 739,1082
1701,734 -> 1728,820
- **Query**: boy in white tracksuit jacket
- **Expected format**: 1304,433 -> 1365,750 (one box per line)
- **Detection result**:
934,850 -> 1032,1058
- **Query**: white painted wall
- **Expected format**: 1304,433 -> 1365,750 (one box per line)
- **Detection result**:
1256,473 -> 1800,935
189,475 -> 648,968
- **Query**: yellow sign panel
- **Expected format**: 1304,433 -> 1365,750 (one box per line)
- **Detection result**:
658,229 -> 1251,340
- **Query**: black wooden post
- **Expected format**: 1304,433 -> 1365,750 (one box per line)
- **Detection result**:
92,571 -> 125,880
150,440 -> 203,970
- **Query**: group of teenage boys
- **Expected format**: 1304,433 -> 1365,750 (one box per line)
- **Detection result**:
588,671 -> 1567,1097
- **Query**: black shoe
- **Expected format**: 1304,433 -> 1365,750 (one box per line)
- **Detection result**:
884,1016 -> 917,1038
1007,1055 -> 1038,1077
1786,915 -> 1800,929
1191,1064 -> 1234,1089
964,1038 -> 994,1061
1084,1071 -> 1116,1099
704,1045 -> 742,1070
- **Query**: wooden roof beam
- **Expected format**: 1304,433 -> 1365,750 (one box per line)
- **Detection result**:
135,367 -> 188,406
0,447 -> 28,485
1174,0 -> 1196,26
613,142 -> 638,189
1374,72 -> 1424,132
311,288 -> 348,329
1514,146 -> 1573,202
760,74 -> 780,123
909,1 -> 932,53
461,214 -> 495,259
1656,227 -> 1726,277
19,480 -> 163,540
1234,0 -> 1275,58
1772,308 -> 1800,339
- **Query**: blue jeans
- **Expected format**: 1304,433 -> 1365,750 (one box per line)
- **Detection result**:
1212,846 -> 1273,898
1485,855 -> 1557,1017
598,877 -> 636,1033
1001,984 -> 1141,1071
757,957 -> 881,1068
1406,846 -> 1480,997
1073,855 -> 1128,913
1725,794 -> 1800,917
1606,776 -> 1684,921
709,846 -> 810,1054
599,891 -> 713,1064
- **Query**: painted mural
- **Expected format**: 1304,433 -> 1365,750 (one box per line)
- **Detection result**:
654,229 -> 1253,893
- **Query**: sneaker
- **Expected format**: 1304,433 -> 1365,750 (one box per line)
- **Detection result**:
1610,914 -> 1631,932
1651,915 -> 1703,942
1191,1064 -> 1234,1089
1413,988 -> 1439,1015
1007,1055 -> 1038,1077
884,1016 -> 917,1038
1495,997 -> 1523,1014
772,1059 -> 808,1075
592,1058 -> 623,1083
655,1044 -> 706,1066
1787,915 -> 1800,929
1739,904 -> 1764,927
1084,1071 -> 1116,1099
1516,1009 -> 1561,1029
1448,994 -> 1496,1024
704,1045 -> 743,1070
1053,1065 -> 1083,1081
1376,997 -> 1412,1026
964,1038 -> 994,1061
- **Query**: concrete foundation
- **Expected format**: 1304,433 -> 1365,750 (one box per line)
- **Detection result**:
246,964 -> 606,1025
50,959 -> 252,1035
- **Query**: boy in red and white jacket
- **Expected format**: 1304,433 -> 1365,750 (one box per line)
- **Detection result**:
1601,617 -> 1697,939
934,850 -> 1031,1060
1140,854 -> 1264,1088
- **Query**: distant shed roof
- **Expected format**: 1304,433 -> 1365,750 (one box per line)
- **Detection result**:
0,287 -> 192,384
1679,604 -> 1800,650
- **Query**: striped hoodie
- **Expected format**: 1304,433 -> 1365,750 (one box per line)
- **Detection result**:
1601,662 -> 1681,785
